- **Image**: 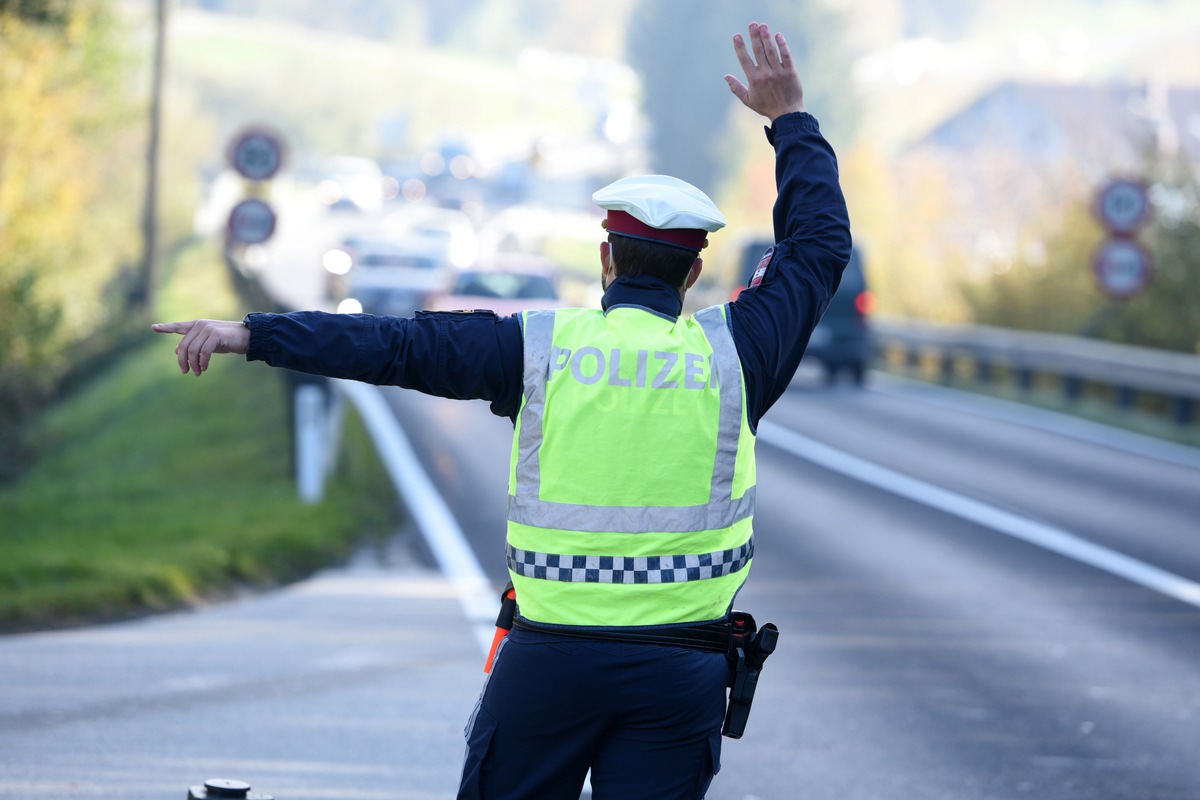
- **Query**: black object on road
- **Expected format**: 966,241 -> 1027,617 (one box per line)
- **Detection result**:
187,778 -> 274,799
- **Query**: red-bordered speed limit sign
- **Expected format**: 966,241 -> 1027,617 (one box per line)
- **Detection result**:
228,128 -> 286,182
1092,237 -> 1153,300
227,198 -> 277,245
1094,178 -> 1150,236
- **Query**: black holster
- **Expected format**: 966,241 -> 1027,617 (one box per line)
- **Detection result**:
722,611 -> 779,739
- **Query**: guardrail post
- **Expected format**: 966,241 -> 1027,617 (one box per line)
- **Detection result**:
287,372 -> 344,504
295,383 -> 326,503
1064,375 -> 1083,404
977,358 -> 992,386
904,345 -> 917,373
1016,367 -> 1033,394
940,352 -> 953,384
1174,397 -> 1194,426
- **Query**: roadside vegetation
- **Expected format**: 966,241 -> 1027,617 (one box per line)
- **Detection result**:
0,2 -> 147,478
0,242 -> 401,632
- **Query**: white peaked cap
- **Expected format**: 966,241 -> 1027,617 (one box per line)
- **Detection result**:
593,175 -> 727,233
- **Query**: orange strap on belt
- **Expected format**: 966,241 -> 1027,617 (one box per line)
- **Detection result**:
484,584 -> 517,673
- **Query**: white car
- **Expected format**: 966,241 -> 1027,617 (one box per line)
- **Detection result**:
324,232 -> 447,315
382,205 -> 479,270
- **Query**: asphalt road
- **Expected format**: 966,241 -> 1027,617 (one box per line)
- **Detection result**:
0,542 -> 484,799
382,367 -> 1200,800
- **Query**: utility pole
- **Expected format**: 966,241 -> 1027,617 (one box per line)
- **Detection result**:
137,0 -> 167,315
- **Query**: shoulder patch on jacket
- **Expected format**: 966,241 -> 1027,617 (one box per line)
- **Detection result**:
749,246 -> 774,288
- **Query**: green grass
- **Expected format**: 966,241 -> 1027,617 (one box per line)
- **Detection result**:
0,241 -> 401,631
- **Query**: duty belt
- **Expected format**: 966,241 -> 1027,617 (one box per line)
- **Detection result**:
486,583 -> 778,739
512,616 -> 732,652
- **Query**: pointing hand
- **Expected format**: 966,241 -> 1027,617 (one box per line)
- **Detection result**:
152,319 -> 249,376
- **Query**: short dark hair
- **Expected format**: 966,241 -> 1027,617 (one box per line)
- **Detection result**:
609,235 -> 697,287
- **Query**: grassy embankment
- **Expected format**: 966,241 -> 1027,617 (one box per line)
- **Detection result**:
0,242 -> 401,632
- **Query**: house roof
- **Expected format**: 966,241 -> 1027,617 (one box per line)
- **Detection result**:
906,80 -> 1200,172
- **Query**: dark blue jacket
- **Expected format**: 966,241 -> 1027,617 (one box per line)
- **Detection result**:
246,111 -> 851,429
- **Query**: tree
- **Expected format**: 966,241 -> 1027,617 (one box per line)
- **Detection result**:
0,0 -> 70,25
960,194 -> 1103,333
1106,158 -> 1200,353
625,1 -> 860,196
961,153 -> 1200,354
0,1 -> 141,478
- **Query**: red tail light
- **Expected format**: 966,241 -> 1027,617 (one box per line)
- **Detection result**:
854,291 -> 876,316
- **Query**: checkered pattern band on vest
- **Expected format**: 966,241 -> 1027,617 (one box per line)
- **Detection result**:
506,537 -> 754,584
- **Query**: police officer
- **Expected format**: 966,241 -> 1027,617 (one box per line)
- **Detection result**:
154,21 -> 850,800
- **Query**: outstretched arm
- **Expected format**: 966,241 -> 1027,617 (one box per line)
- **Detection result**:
152,319 -> 249,376
724,22 -> 805,122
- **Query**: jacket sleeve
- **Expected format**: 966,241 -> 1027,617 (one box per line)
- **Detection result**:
244,309 -> 526,420
727,111 -> 853,427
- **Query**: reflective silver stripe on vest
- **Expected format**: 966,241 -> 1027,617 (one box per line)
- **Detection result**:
507,537 -> 754,584
512,306 -> 749,535
516,310 -> 556,501
694,306 -> 744,509
508,487 -> 755,534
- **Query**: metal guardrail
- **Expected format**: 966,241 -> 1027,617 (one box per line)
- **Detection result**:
871,317 -> 1200,425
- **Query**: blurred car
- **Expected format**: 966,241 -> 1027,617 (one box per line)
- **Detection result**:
804,247 -> 874,385
317,155 -> 384,212
382,204 -> 479,270
731,240 -> 874,386
323,232 -> 447,315
424,257 -> 562,316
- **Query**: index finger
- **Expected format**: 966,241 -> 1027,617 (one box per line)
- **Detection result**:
151,321 -> 196,335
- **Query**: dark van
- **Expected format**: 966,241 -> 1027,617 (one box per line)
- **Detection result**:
731,241 -> 873,386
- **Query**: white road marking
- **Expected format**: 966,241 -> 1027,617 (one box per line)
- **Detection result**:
336,380 -> 498,655
758,419 -> 1200,610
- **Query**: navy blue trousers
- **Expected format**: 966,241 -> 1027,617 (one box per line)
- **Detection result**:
458,627 -> 729,800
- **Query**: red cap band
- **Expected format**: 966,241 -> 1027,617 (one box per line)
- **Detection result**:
605,210 -> 707,252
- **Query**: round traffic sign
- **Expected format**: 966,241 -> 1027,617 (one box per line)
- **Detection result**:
228,128 -> 285,182
227,198 -> 277,244
1094,178 -> 1150,235
1092,237 -> 1153,300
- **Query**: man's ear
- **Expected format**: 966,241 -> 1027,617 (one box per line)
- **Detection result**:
685,257 -> 704,290
599,240 -> 616,285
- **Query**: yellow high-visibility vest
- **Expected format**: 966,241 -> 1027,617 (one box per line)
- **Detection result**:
507,304 -> 756,627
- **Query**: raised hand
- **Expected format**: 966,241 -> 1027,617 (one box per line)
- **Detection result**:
725,22 -> 805,122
